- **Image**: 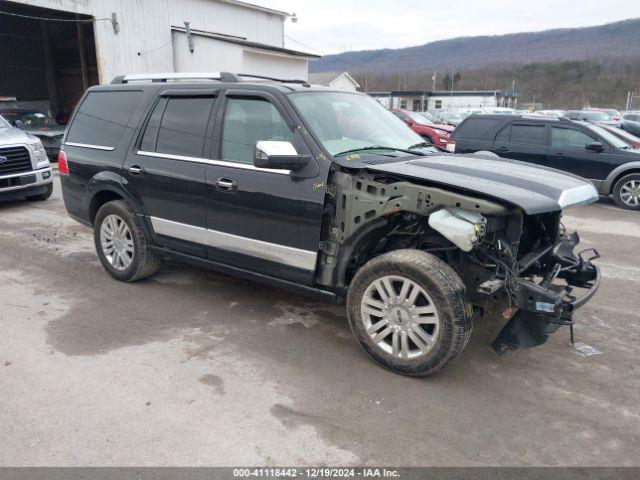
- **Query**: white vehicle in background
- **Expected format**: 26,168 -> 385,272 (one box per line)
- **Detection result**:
535,110 -> 566,118
0,114 -> 53,202
481,107 -> 516,115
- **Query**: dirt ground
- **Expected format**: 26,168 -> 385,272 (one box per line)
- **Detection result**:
1,176 -> 638,466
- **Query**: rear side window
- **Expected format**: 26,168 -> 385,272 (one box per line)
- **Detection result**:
454,118 -> 504,139
551,127 -> 595,149
142,97 -> 215,158
509,124 -> 546,145
67,91 -> 142,147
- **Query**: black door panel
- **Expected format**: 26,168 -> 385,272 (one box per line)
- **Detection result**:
205,91 -> 325,284
124,95 -> 218,257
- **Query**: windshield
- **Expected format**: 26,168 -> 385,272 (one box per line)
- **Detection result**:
0,111 -> 60,129
0,115 -> 10,128
442,113 -> 463,121
290,92 -> 424,156
582,111 -> 611,122
587,124 -> 633,149
405,111 -> 432,124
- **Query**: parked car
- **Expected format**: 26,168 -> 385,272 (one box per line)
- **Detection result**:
390,109 -> 454,150
565,110 -> 618,126
435,112 -> 463,126
620,112 -> 640,136
0,114 -> 54,201
481,107 -> 516,115
452,114 -> 640,209
536,110 -> 565,118
587,108 -> 621,122
597,124 -> 640,149
59,73 -> 600,376
0,108 -> 65,160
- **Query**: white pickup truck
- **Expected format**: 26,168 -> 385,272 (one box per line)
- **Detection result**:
0,114 -> 53,202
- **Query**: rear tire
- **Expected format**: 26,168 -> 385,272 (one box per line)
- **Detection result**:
346,249 -> 472,376
93,200 -> 161,281
26,183 -> 53,201
612,173 -> 640,210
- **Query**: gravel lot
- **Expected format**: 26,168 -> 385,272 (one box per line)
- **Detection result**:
1,175 -> 639,466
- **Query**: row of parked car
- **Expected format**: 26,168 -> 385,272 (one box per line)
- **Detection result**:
391,106 -> 640,210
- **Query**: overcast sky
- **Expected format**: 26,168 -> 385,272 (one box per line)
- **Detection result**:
259,0 -> 640,55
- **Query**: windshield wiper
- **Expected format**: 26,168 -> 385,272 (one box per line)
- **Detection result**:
335,145 -> 424,157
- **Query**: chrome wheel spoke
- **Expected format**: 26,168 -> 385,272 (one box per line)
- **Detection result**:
367,318 -> 389,335
372,325 -> 393,344
400,331 -> 409,359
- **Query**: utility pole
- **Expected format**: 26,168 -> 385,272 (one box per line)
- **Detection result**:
449,64 -> 454,111
432,71 -> 436,91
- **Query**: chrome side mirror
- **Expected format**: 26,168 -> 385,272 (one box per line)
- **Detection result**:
254,141 -> 310,170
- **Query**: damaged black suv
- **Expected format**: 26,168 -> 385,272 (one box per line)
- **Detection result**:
59,73 -> 601,376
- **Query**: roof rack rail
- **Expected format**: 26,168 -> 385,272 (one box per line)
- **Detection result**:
111,72 -> 241,84
238,73 -> 310,86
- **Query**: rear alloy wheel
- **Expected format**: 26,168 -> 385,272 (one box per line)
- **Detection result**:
347,249 -> 472,376
613,173 -> 640,210
94,200 -> 161,281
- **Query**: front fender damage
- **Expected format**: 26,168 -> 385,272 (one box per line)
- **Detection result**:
492,232 -> 601,354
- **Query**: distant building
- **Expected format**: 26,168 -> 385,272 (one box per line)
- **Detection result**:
1,0 -> 319,120
308,72 -> 360,91
369,90 -> 518,112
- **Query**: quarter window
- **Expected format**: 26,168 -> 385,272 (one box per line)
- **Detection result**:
67,90 -> 142,147
509,124 -> 546,145
551,127 -> 595,149
221,97 -> 292,165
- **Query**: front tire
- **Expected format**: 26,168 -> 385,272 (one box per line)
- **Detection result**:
93,200 -> 161,281
347,249 -> 472,376
26,183 -> 53,201
613,173 -> 640,210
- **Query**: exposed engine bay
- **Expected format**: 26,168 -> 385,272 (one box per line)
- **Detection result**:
317,171 -> 601,353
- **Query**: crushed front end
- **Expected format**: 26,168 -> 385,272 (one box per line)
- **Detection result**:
462,211 -> 601,354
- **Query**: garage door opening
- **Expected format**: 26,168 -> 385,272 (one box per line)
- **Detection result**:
0,1 -> 98,124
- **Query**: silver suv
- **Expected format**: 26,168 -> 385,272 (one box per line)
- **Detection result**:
0,114 -> 53,201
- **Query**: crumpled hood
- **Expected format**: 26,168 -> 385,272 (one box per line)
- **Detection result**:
343,153 -> 599,215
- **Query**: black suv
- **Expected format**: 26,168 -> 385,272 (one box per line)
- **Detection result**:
60,73 -> 600,376
451,114 -> 640,210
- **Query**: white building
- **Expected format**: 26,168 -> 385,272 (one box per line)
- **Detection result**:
0,0 -> 318,119
369,90 -> 518,112
308,72 -> 360,91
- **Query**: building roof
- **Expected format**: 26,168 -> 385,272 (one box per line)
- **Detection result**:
171,26 -> 321,59
217,0 -> 290,17
308,71 -> 360,88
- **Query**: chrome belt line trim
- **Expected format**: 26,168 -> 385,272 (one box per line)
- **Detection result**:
149,216 -> 317,271
65,142 -> 115,151
136,150 -> 290,175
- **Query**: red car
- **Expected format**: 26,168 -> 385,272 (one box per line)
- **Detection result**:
597,124 -> 640,149
390,109 -> 454,150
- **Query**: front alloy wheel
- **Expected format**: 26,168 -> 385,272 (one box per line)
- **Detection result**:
361,275 -> 440,359
347,249 -> 472,376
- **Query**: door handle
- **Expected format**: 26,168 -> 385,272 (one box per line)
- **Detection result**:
129,164 -> 144,175
216,178 -> 237,191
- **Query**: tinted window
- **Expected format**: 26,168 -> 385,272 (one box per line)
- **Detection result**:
551,127 -> 595,149
221,98 -> 292,164
154,97 -> 215,158
140,98 -> 167,152
454,118 -> 503,139
494,125 -> 510,142
67,90 -> 142,147
509,124 -> 546,145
